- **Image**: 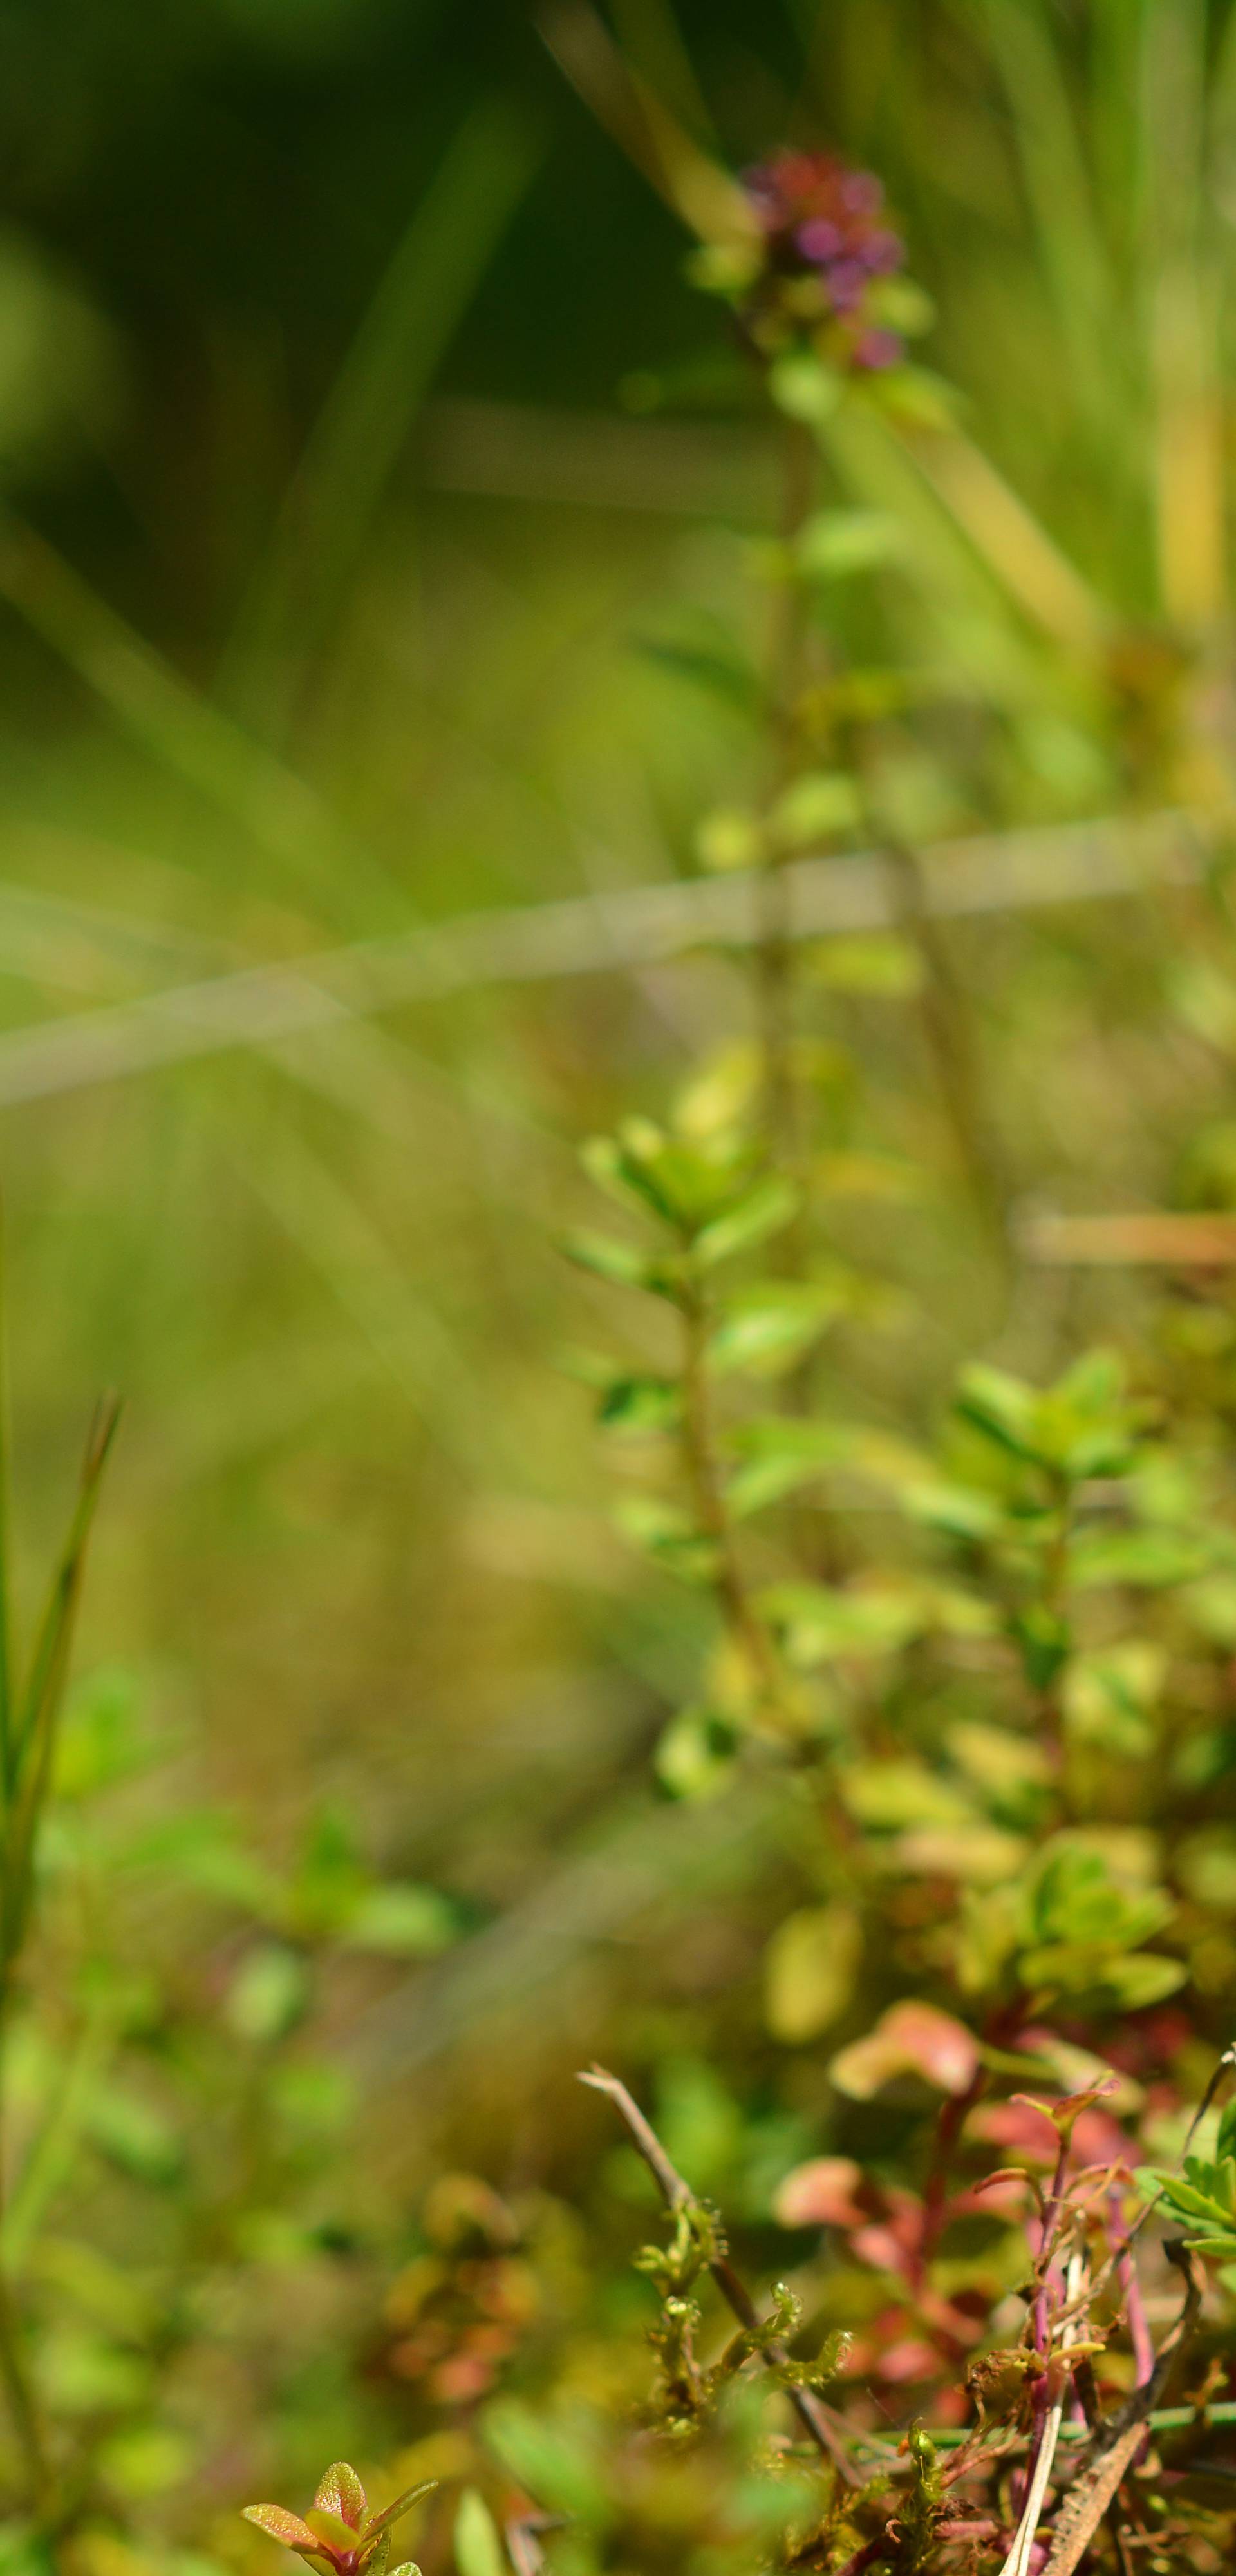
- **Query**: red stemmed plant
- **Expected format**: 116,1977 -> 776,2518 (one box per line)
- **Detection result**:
243,2464 -> 436,2576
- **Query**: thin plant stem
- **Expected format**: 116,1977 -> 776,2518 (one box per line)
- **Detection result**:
0,1388 -> 118,2521
679,1273 -> 785,1714
0,1213 -> 12,1804
0,2277 -> 51,2514
880,833 -> 1011,1249
756,417 -> 817,1180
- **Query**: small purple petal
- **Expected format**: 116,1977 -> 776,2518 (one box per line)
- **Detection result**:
797,217 -> 843,262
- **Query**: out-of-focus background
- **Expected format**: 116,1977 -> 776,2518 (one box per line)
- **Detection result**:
5,0 -> 1236,2559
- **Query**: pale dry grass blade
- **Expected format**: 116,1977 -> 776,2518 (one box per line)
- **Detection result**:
0,810 -> 1205,1108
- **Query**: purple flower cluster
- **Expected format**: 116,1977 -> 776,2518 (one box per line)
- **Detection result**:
739,149 -> 906,373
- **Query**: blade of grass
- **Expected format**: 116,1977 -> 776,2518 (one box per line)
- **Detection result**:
0,1215 -> 12,1808
608,0 -> 717,144
0,513 -> 404,932
0,2003 -> 116,2275
1,1398 -> 122,2006
218,1108 -> 514,1483
973,0 -> 1122,444
536,0 -> 753,243
1090,0 -> 1151,267
817,401 -> 1067,693
899,422 -> 1112,658
219,96 -> 544,741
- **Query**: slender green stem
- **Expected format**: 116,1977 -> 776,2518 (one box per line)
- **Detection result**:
0,1208 -> 13,1805
0,2266 -> 51,2514
756,417 -> 817,1180
679,1273 -> 785,1714
0,2054 -> 52,2522
881,833 -> 1011,1249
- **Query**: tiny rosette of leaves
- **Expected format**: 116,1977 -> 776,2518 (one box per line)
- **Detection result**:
242,2464 -> 436,2575
956,1835 -> 1184,2009
567,1120 -> 799,1278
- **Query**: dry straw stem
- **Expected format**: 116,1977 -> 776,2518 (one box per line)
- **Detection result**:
1038,2246 -> 1206,2576
997,2248 -> 1087,2576
1022,1209 -> 1236,1268
579,2063 -> 861,2483
0,810 -> 1205,1113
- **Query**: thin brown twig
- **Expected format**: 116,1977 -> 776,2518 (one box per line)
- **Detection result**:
579,2064 -> 861,2484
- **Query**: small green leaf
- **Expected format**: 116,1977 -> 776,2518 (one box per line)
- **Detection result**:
306,2511 -> 360,2555
710,1280 -> 843,1379
1013,1604 -> 1071,1694
454,2490 -> 506,2576
840,1760 -> 976,1832
655,1705 -> 738,1803
614,1497 -> 718,1584
796,509 -> 901,580
695,808 -> 763,873
343,1884 -> 458,1958
809,936 -> 923,996
765,1905 -> 862,2043
86,2085 -> 182,2184
1071,1530 -> 1212,1590
693,1177 -> 800,1269
561,1230 -> 663,1293
955,1363 -> 1041,1462
769,351 -> 844,425
360,2481 -> 438,2544
768,772 -> 863,851
226,1944 -> 310,2043
596,1375 -> 681,1436
1100,1954 -> 1187,2009
760,1580 -> 928,1667
1063,1644 -> 1163,1759
904,1481 -> 1002,1542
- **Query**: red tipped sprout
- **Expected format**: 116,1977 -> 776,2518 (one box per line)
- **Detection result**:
243,2463 -> 436,2576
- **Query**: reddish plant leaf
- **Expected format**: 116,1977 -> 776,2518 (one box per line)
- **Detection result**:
876,2335 -> 941,2383
773,2154 -> 865,2228
830,2001 -> 979,2099
967,2099 -> 1058,2164
315,2466 -> 367,2531
243,2507 -> 326,2557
